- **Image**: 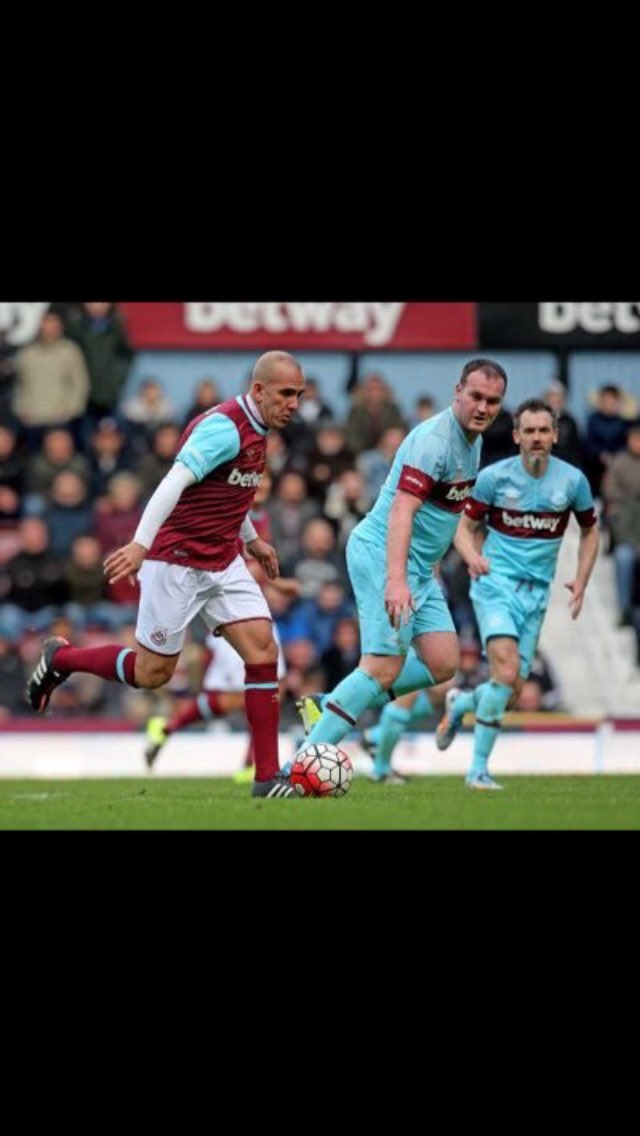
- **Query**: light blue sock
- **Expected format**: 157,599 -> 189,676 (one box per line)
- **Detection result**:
392,654 -> 436,697
373,704 -> 411,777
367,654 -> 437,710
366,723 -> 382,747
409,690 -> 433,722
305,668 -> 386,748
450,689 -> 477,723
468,681 -> 512,777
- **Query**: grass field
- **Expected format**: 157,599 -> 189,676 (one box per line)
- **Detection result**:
1,775 -> 640,829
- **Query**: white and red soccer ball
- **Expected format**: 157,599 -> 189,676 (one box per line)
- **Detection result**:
290,742 -> 354,798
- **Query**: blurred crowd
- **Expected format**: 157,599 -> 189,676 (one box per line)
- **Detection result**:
1,302 -> 639,726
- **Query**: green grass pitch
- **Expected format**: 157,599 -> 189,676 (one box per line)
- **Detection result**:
1,776 -> 640,829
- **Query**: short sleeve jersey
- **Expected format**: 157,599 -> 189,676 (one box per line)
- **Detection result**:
147,394 -> 268,571
356,407 -> 481,576
464,454 -> 596,584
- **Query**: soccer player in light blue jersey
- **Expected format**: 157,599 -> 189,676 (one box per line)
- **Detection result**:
292,360 -> 507,759
435,397 -> 599,789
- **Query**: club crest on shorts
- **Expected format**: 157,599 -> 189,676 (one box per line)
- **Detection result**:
150,626 -> 168,646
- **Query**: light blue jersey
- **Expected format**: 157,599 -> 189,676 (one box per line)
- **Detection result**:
345,408 -> 480,654
465,455 -> 596,585
356,407 -> 482,576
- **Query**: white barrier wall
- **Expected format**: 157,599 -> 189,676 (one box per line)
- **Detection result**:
0,728 -> 638,779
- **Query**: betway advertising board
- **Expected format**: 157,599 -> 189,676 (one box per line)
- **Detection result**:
118,302 -> 477,350
479,302 -> 640,347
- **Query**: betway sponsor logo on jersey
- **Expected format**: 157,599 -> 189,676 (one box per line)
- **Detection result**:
186,302 -> 406,347
446,483 -> 473,503
503,510 -> 561,532
429,478 -> 476,513
489,505 -> 570,538
228,468 -> 262,488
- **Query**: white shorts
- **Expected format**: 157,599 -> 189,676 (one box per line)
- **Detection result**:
136,556 -> 272,656
203,625 -> 286,691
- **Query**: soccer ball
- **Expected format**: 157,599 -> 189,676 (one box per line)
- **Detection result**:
290,742 -> 354,799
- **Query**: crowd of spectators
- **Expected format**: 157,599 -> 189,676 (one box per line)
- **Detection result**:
1,303 -> 638,724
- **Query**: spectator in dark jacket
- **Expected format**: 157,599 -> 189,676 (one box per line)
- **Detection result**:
46,471 -> 94,557
0,517 -> 68,636
0,423 -> 24,497
87,417 -> 135,498
0,329 -> 17,426
586,384 -> 629,497
66,303 -> 134,433
543,381 -> 584,468
321,616 -> 361,690
305,422 -> 355,504
0,636 -> 29,717
479,406 -> 518,468
25,428 -> 90,503
343,372 -> 406,454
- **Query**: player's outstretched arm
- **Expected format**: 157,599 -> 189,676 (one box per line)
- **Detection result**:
565,523 -> 599,620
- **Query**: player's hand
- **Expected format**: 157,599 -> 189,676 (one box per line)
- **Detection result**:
104,541 -> 147,587
565,580 -> 586,620
384,579 -> 415,629
467,554 -> 490,579
246,538 -> 280,580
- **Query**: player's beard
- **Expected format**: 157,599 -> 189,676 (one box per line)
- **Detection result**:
528,450 -> 546,474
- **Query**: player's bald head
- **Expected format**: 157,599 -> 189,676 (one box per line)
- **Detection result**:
252,351 -> 303,387
249,351 -> 306,429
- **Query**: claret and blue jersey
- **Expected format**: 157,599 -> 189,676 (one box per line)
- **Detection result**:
356,407 -> 482,572
148,395 -> 268,571
464,454 -> 597,585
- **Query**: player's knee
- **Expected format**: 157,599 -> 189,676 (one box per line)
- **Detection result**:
495,664 -> 519,687
430,658 -> 458,684
240,635 -> 278,666
135,657 -> 177,689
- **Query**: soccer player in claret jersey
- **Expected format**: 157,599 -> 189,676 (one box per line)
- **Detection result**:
24,351 -> 306,799
291,359 -> 507,761
435,397 -> 599,789
143,474 -> 298,776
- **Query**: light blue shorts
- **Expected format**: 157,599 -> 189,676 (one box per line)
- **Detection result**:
346,529 -> 455,656
470,572 -> 548,679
